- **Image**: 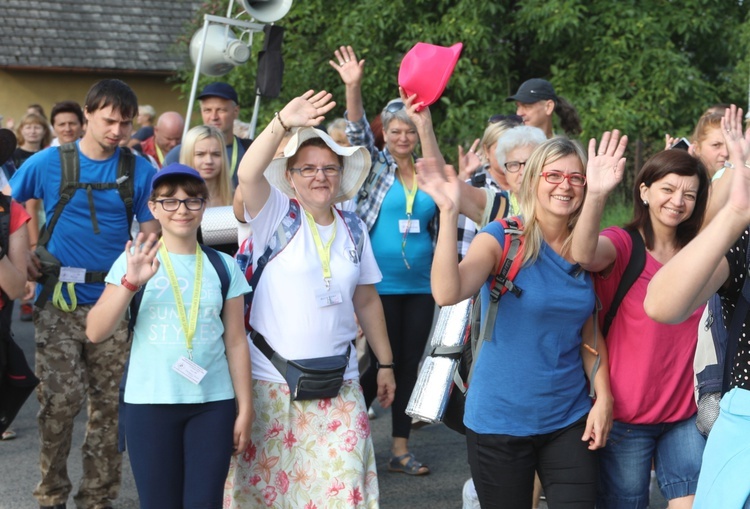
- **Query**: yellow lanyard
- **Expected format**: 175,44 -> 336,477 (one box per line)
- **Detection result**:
155,144 -> 165,166
304,209 -> 336,289
397,164 -> 418,216
229,137 -> 238,176
398,165 -> 418,270
159,243 -> 203,359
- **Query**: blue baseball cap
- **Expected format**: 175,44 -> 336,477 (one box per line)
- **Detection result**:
197,82 -> 239,105
151,163 -> 205,191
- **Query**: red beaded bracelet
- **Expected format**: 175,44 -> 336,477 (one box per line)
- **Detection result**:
120,275 -> 140,292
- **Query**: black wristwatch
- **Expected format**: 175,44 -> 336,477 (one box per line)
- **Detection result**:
376,361 -> 395,369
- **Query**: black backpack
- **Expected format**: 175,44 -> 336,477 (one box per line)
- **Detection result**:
35,143 -> 136,308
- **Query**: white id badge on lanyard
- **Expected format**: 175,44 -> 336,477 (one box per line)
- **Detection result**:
399,219 -> 421,233
172,356 -> 207,385
315,284 -> 343,308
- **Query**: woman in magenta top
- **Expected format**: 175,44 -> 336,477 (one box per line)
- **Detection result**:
572,135 -> 710,509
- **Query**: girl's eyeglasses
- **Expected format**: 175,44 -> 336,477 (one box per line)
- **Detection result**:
153,198 -> 206,211
540,171 -> 586,187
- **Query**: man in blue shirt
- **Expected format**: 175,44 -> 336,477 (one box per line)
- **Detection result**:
9,79 -> 158,509
164,82 -> 251,186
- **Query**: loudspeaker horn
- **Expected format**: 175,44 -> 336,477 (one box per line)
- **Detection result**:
190,24 -> 251,77
239,0 -> 293,23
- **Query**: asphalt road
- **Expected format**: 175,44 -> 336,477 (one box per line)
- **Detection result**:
0,308 -> 668,509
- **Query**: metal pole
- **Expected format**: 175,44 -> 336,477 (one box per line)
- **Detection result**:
249,90 -> 262,140
184,16 -> 211,141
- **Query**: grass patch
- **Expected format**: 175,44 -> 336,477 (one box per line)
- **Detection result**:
600,196 -> 632,229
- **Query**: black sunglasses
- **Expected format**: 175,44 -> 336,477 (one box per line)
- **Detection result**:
487,114 -> 524,126
384,100 -> 405,114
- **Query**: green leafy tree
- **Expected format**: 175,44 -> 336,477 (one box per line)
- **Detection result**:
177,0 -> 750,181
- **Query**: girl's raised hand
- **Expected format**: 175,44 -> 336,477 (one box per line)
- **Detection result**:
124,232 -> 161,287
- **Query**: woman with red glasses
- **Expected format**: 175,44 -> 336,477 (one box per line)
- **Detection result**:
422,135 -> 614,508
572,134 -> 710,508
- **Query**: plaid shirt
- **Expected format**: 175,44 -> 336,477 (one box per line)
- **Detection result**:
346,112 -> 438,241
457,167 -> 508,260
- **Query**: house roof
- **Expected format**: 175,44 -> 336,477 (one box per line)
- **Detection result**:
0,1 -> 205,74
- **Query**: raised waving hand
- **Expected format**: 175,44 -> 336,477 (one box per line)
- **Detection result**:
329,45 -> 365,88
586,130 -> 628,197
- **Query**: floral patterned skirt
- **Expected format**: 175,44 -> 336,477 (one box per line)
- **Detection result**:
224,379 -> 379,508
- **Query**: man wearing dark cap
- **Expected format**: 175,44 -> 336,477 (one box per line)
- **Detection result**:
164,82 -> 251,185
506,78 -> 581,138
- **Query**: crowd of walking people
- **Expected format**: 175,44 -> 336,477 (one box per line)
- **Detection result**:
2,40 -> 750,509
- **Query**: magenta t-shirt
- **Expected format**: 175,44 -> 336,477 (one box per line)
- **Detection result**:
595,226 -> 702,424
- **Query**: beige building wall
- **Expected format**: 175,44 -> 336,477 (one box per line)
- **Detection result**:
0,69 -> 196,128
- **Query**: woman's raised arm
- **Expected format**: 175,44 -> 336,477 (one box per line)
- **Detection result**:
571,130 -> 627,272
237,90 -> 336,218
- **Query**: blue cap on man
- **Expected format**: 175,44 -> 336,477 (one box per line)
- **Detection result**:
197,82 -> 239,105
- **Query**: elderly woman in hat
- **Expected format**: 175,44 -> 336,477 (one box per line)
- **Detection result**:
331,44 -> 452,476
224,90 -> 396,508
507,78 -> 582,139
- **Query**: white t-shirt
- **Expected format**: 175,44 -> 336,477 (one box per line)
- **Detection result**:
247,187 -> 382,382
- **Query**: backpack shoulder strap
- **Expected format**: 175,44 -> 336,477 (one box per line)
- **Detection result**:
336,209 -> 366,258
38,143 -> 79,248
601,227 -> 646,337
202,245 -> 230,304
116,147 -> 136,238
466,216 -> 525,385
246,199 -> 303,308
0,193 -> 10,258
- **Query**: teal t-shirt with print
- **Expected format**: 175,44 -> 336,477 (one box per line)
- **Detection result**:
106,248 -> 250,404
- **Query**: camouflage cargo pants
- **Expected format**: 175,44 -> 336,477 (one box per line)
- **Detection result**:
32,304 -> 129,509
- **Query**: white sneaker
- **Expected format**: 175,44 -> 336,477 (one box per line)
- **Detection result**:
368,406 -> 377,419
462,478 -> 480,509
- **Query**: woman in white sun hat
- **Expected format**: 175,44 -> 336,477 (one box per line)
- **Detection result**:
224,90 -> 396,508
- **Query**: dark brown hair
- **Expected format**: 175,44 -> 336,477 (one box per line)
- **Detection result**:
286,137 -> 343,169
84,79 -> 138,121
150,175 -> 209,202
625,149 -> 709,250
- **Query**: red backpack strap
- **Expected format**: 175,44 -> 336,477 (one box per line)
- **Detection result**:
488,216 -> 525,302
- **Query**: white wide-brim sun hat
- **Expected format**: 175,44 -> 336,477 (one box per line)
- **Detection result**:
264,127 -> 372,204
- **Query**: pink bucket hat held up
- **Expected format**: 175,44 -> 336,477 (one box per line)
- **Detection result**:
398,42 -> 463,110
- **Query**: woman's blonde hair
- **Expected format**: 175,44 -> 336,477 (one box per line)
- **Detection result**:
16,112 -> 52,148
518,136 -> 587,265
690,112 -> 722,146
179,125 -> 232,206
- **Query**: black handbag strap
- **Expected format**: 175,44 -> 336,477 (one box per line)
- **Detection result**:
602,228 -> 646,337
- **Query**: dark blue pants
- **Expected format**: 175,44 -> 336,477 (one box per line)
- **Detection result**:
125,399 -> 235,509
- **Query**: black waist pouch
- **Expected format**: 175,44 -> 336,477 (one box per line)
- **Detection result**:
285,354 -> 348,401
252,331 -> 351,401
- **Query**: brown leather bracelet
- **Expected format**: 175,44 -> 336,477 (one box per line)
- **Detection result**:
120,275 -> 140,292
376,362 -> 395,369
